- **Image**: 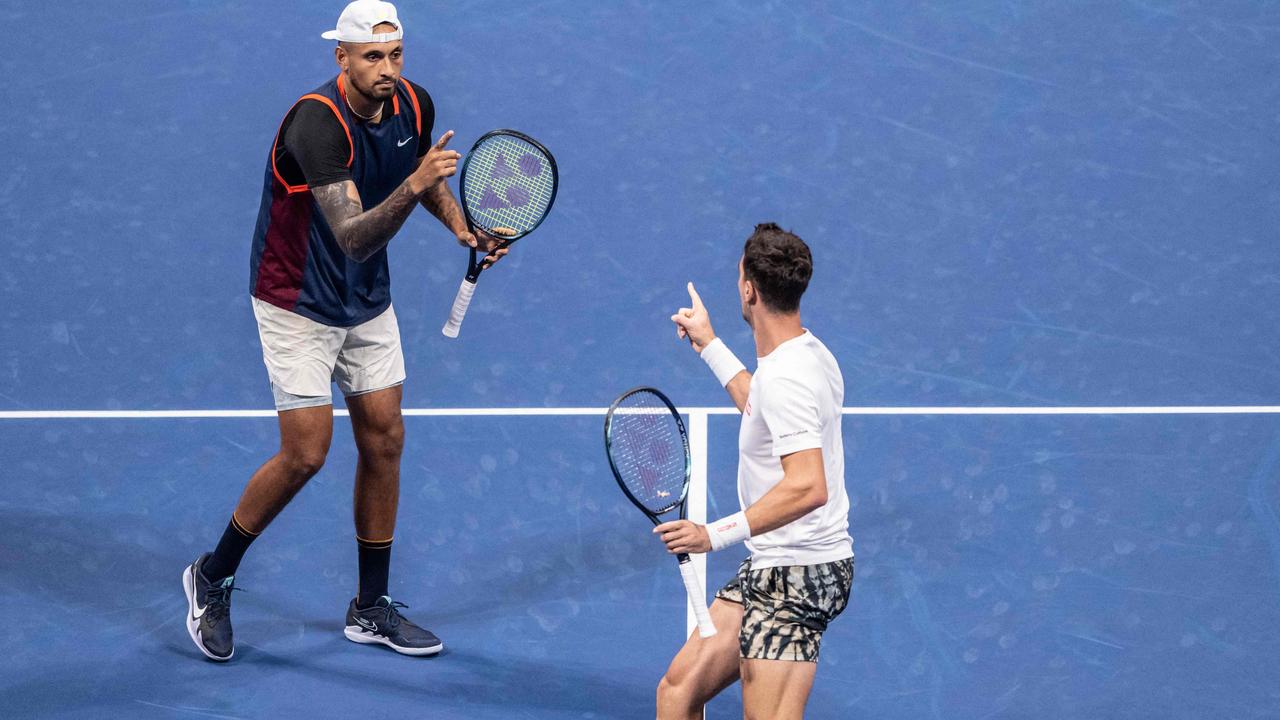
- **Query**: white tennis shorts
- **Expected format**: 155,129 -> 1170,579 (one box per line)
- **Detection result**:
251,297 -> 406,410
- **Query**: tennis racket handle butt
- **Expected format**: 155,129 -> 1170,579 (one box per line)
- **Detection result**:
678,560 -> 717,638
441,279 -> 477,338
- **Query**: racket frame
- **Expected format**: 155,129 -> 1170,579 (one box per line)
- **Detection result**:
442,129 -> 558,338
604,386 -> 717,638
604,386 -> 691,521
457,128 -> 559,281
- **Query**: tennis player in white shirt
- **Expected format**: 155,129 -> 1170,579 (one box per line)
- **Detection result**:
656,222 -> 854,720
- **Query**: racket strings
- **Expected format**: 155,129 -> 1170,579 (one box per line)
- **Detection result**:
608,393 -> 688,515
462,135 -> 555,234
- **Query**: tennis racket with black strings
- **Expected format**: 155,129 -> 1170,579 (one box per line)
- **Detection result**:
440,129 -> 558,338
604,387 -> 717,638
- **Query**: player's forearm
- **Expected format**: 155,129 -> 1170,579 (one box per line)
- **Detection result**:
419,181 -> 467,236
743,470 -> 828,537
699,449 -> 827,553
313,180 -> 422,263
724,371 -> 750,412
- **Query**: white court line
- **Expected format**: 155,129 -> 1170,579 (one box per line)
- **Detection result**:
838,405 -> 1280,416
1,406 -> 1279,419
686,412 -> 709,639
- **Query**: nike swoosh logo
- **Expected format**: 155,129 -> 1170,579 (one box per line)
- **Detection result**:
355,617 -> 378,632
192,597 -> 206,620
397,137 -> 413,147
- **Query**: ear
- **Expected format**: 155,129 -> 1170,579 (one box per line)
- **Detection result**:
743,279 -> 758,306
335,45 -> 347,70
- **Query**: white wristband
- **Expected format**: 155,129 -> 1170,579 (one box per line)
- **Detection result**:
700,338 -> 746,388
706,511 -> 751,552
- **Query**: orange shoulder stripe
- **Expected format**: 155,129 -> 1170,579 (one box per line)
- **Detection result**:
270,92 -> 355,195
401,78 -> 422,136
299,93 -> 354,168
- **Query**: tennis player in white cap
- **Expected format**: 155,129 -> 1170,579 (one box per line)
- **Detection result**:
182,0 -> 505,661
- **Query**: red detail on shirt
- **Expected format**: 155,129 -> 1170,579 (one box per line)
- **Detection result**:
253,181 -> 314,310
744,401 -> 752,416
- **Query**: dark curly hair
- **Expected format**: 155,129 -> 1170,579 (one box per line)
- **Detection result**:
742,222 -> 812,313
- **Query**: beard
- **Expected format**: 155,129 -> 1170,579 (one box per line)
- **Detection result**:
352,75 -> 397,101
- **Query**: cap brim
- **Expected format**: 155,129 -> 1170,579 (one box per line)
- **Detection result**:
321,30 -> 340,40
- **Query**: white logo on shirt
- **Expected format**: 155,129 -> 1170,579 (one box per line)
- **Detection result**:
397,137 -> 414,147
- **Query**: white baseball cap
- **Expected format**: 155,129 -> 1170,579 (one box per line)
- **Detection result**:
321,0 -> 403,43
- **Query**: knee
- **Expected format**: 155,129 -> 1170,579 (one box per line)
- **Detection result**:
656,674 -> 695,720
282,447 -> 327,479
361,421 -> 404,463
383,421 -> 405,455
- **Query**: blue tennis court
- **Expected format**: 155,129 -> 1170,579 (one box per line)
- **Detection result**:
3,1 -> 1279,718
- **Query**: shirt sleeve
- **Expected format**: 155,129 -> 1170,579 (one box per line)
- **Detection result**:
282,99 -> 353,188
406,80 -> 436,158
759,374 -> 824,457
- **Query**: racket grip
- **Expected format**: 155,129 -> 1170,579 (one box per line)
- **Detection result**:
678,559 -> 717,638
441,278 -> 477,338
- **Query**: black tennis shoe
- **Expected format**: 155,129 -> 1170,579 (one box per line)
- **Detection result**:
182,553 -> 239,662
344,596 -> 443,656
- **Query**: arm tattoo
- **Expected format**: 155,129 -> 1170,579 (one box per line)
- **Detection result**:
419,180 -> 467,236
312,180 -> 420,262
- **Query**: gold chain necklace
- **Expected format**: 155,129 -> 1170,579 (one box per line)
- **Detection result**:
344,89 -> 383,122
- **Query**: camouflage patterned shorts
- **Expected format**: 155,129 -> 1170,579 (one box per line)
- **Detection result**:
715,556 -> 853,662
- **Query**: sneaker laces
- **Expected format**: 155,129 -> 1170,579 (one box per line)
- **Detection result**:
377,598 -> 409,630
204,577 -> 243,625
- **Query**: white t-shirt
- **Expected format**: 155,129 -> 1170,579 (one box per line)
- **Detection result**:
737,330 -> 853,569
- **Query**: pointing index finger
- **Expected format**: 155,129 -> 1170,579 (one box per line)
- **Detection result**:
434,130 -> 455,150
687,282 -> 705,310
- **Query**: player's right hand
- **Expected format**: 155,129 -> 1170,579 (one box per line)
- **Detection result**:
653,519 -> 712,554
671,282 -> 716,352
412,130 -> 461,193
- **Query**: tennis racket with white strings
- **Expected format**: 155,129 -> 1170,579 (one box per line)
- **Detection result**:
604,387 -> 717,638
441,129 -> 558,338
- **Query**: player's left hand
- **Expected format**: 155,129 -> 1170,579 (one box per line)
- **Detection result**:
654,519 -> 712,554
456,227 -> 513,269
671,282 -> 716,352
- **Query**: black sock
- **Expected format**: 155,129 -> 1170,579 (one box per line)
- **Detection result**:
357,537 -> 393,608
203,515 -> 259,581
